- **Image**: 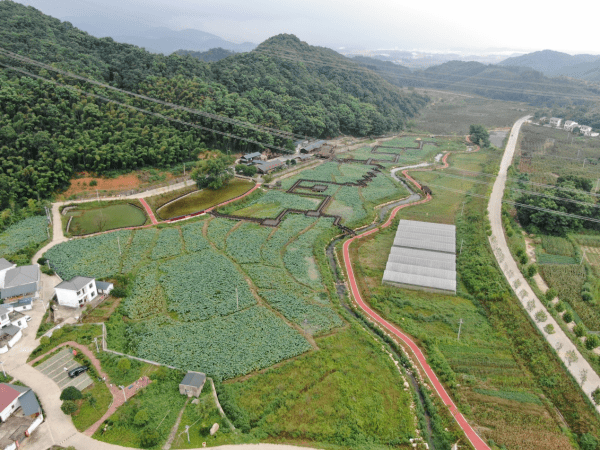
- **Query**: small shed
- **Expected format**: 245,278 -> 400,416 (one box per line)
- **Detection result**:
95,281 -> 114,295
421,186 -> 432,195
179,372 -> 206,398
312,185 -> 328,193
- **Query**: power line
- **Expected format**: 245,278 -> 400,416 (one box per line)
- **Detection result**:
0,47 -> 309,142
0,61 -> 295,154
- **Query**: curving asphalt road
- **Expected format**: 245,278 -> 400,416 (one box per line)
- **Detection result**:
487,116 -> 600,410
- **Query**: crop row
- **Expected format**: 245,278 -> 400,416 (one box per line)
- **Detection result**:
151,228 -> 183,260
329,186 -> 367,225
160,252 -> 256,322
0,216 -> 48,258
207,218 -> 238,250
46,230 -> 131,279
121,228 -> 157,273
261,214 -> 316,265
134,306 -> 313,380
541,235 -> 575,257
361,173 -> 403,203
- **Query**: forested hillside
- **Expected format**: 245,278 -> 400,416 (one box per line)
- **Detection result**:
0,1 -> 427,210
175,48 -> 236,63
355,56 -> 600,106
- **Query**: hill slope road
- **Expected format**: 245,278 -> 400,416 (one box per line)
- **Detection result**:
487,115 -> 600,410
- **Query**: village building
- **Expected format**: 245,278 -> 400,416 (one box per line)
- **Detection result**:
0,263 -> 40,301
54,276 -> 98,308
564,120 -> 578,132
239,152 -> 263,165
549,117 -> 562,127
579,125 -> 593,136
179,372 -> 206,398
0,383 -> 43,450
255,159 -> 285,174
301,140 -> 326,153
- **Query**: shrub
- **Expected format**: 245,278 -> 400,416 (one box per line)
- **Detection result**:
555,301 -> 565,313
593,387 -> 600,405
586,335 -> 600,350
111,286 -> 127,298
544,324 -> 555,334
535,310 -> 548,323
582,292 -> 593,302
52,328 -> 64,339
563,311 -> 573,323
526,264 -> 537,278
580,433 -> 598,450
134,409 -> 149,427
60,386 -> 82,401
117,357 -> 131,373
574,323 -> 586,338
40,336 -> 50,346
61,400 -> 78,415
140,429 -> 160,448
89,179 -> 98,187
546,288 -> 558,302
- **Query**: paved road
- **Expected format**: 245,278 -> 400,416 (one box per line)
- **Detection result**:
487,115 -> 600,410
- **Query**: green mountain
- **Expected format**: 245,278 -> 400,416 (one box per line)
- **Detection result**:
0,2 -> 427,209
354,56 -> 600,106
498,50 -> 600,75
175,48 -> 236,63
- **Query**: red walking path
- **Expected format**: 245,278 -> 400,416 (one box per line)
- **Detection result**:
139,198 -> 158,225
342,149 -> 490,450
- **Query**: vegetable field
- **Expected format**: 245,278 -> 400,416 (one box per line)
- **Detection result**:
0,216 -> 48,258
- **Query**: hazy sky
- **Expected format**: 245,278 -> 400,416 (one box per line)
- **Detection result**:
14,0 -> 600,54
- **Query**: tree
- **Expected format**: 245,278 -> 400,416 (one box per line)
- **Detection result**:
191,154 -> 235,190
546,288 -> 558,302
61,386 -> 82,401
574,323 -> 586,337
134,409 -> 149,427
469,124 -> 490,147
563,311 -> 573,323
235,164 -> 257,177
117,357 -> 131,373
526,264 -> 537,278
580,433 -> 598,450
61,400 -> 78,415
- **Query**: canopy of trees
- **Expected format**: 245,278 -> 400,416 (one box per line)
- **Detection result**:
516,177 -> 600,235
0,2 -> 429,209
191,154 -> 235,190
469,124 -> 490,147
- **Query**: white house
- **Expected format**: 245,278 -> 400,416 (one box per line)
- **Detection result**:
54,276 -> 98,308
549,117 -> 562,128
0,303 -> 28,353
580,125 -> 593,136
564,120 -> 578,132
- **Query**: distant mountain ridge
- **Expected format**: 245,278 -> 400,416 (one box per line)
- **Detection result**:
61,16 -> 255,55
498,49 -> 600,82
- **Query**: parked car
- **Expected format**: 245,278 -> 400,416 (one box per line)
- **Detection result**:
24,315 -> 32,322
68,366 -> 88,378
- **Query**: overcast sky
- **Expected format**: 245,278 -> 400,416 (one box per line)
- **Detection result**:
14,0 -> 600,54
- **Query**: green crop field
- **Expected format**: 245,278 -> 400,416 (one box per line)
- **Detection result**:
156,179 -> 255,219
0,215 -> 48,258
49,214 -> 343,380
65,202 -> 147,235
227,190 -> 321,218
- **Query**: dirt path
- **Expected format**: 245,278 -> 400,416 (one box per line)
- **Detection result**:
163,398 -> 189,450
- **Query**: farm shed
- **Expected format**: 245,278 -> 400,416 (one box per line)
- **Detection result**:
179,371 -> 206,397
95,281 -> 114,295
240,152 -> 262,165
301,140 -> 326,153
256,159 -> 285,174
383,220 -> 456,294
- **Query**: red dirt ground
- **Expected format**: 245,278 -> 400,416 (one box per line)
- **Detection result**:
61,171 -> 177,198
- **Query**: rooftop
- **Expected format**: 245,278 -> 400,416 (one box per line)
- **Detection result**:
3,265 -> 40,289
0,258 -> 14,272
1,325 -> 21,337
18,390 -> 40,416
0,384 -> 20,412
180,371 -> 206,388
55,276 -> 95,292
95,281 -> 113,291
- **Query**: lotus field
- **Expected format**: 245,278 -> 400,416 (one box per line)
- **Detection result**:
46,214 -> 341,379
0,216 -> 48,258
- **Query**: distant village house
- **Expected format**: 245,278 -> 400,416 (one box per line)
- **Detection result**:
179,372 -> 206,398
549,117 -> 562,128
54,277 -> 113,308
0,259 -> 40,301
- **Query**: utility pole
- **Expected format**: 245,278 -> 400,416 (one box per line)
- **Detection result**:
96,189 -> 100,204
459,239 -> 464,255
117,236 -> 121,256
595,178 -> 600,193
236,287 -> 239,311
94,337 -> 99,353
580,248 -> 586,265
457,318 -> 463,341
183,163 -> 186,177
461,201 -> 466,216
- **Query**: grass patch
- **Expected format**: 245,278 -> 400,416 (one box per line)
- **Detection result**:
72,381 -> 113,431
29,324 -> 101,362
156,179 -> 254,219
66,202 -> 147,235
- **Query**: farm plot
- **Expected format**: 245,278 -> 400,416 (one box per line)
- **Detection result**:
0,216 -> 48,258
160,252 -> 256,322
539,264 -> 600,330
46,230 -> 131,279
181,221 -> 211,252
207,218 -> 238,250
66,203 -> 147,235
225,222 -> 271,264
120,228 -> 157,273
123,262 -> 166,320
229,190 -> 321,218
261,214 -> 316,264
151,228 -> 183,260
584,245 -> 600,267
338,146 -> 395,162
327,186 -> 367,225
134,306 -> 312,380
536,235 -> 578,265
361,172 -> 408,203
